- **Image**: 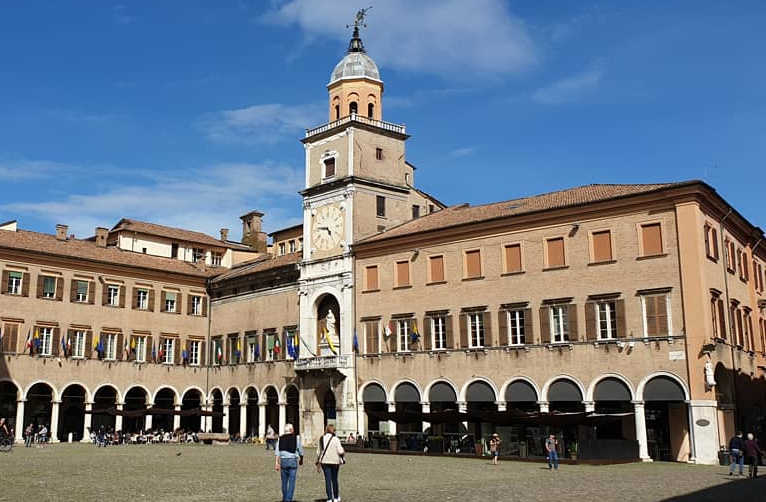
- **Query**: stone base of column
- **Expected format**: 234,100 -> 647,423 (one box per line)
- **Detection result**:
688,400 -> 719,465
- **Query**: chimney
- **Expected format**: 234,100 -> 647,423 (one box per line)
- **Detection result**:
240,211 -> 267,252
95,227 -> 108,248
220,228 -> 229,242
55,224 -> 68,241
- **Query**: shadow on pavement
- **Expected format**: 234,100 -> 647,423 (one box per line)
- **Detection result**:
663,477 -> 765,501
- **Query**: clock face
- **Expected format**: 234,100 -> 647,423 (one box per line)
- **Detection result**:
312,204 -> 344,251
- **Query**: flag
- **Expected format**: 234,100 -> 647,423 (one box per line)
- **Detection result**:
293,332 -> 300,357
123,338 -> 129,360
66,335 -> 72,356
130,336 -> 136,353
273,336 -> 281,355
353,329 -> 359,353
324,328 -> 337,355
254,341 -> 260,360
286,331 -> 294,359
96,336 -> 104,358
236,338 -> 242,360
181,348 -> 188,364
25,329 -> 32,355
61,334 -> 67,357
33,327 -> 41,350
152,344 -> 157,362
410,319 -> 420,343
158,345 -> 165,362
384,322 -> 392,338
0,327 -> 3,348
217,343 -> 222,363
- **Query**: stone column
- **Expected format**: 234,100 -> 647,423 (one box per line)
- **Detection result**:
538,401 -> 549,413
50,400 -> 61,442
82,402 -> 93,441
145,411 -> 153,431
687,400 -> 719,464
173,405 -> 181,431
496,401 -> 507,412
115,403 -> 123,432
239,403 -> 247,437
258,403 -> 266,439
356,401 -> 366,436
632,400 -> 651,462
203,405 -> 212,432
15,400 -> 25,443
421,401 -> 431,432
386,401 -> 397,436
457,401 -> 468,432
223,404 -> 229,434
278,401 -> 287,434
583,401 -> 595,413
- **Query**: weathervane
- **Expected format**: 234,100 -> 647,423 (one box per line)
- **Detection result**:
347,6 -> 372,30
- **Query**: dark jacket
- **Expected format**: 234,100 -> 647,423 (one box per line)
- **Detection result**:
730,435 -> 744,451
744,439 -> 762,458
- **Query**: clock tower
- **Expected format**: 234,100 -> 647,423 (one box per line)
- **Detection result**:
294,14 -> 419,440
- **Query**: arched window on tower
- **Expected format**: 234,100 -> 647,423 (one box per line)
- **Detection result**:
335,105 -> 340,120
368,103 -> 375,119
349,101 -> 358,116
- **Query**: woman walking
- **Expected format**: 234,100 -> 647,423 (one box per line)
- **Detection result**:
744,433 -> 763,479
274,423 -> 303,502
316,424 -> 345,502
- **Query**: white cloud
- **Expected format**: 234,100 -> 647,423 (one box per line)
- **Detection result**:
113,5 -> 136,25
449,147 -> 476,158
3,161 -> 304,239
198,103 -> 324,144
0,159 -> 79,181
531,66 -> 605,105
262,0 -> 537,78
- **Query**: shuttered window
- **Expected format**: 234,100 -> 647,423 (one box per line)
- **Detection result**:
597,301 -> 618,339
396,261 -> 410,287
365,265 -> 378,290
546,238 -> 565,268
429,255 -> 445,282
592,231 -> 613,262
641,223 -> 663,256
644,295 -> 669,336
465,250 -> 482,278
324,158 -> 335,178
504,244 -> 522,273
365,321 -> 379,354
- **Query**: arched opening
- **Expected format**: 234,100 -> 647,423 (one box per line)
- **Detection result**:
228,388 -> 241,437
465,381 -> 496,446
245,387 -> 259,439
349,101 -> 358,115
123,387 -> 148,433
714,363 -> 736,444
643,376 -> 689,462
0,382 -> 19,433
180,389 -> 202,433
322,389 -> 336,428
92,386 -> 117,432
367,102 -> 374,119
429,381 -> 459,439
265,387 -> 279,434
362,383 -> 386,436
548,379 -> 584,413
211,389 -> 224,433
503,380 -> 539,457
394,382 -> 421,436
505,381 -> 538,412
285,387 -> 300,435
316,294 -> 341,356
593,378 -> 633,440
59,384 -> 86,441
332,96 -> 340,121
153,388 -> 176,432
24,383 -> 53,433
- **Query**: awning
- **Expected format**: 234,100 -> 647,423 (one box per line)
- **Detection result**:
365,408 -> 632,426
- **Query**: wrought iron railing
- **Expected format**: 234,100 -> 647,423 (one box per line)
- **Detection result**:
305,113 -> 406,138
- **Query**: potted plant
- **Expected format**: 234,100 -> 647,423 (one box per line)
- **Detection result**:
568,441 -> 578,460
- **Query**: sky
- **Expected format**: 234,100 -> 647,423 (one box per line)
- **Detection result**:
0,1 -> 764,240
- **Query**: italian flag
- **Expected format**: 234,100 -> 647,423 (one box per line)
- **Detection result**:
273,337 -> 281,355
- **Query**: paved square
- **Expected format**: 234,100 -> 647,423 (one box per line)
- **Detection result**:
1,444 -> 764,501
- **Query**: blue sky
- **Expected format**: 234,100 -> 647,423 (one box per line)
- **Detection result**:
1,1 -> 764,239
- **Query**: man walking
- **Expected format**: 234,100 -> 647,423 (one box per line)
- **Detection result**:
545,434 -> 559,470
744,433 -> 763,479
729,431 -> 745,476
274,423 -> 303,502
489,433 -> 501,465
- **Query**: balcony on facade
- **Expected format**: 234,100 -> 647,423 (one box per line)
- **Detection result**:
305,113 -> 406,140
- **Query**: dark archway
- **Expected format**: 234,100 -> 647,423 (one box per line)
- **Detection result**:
466,381 -> 496,440
643,376 -> 689,462
593,378 -> 633,440
394,382 -> 421,434
367,102 -> 374,119
0,381 -> 19,433
153,388 -> 176,432
285,386 -> 300,434
363,383 -> 387,433
181,389 -> 202,432
211,389 -> 224,433
123,387 -> 148,433
24,382 -> 53,431
265,387 -> 279,433
429,381 -> 459,435
505,380 -> 538,412
322,388 -> 336,428
93,386 -> 118,432
59,384 -> 86,441
349,101 -> 358,115
548,379 -> 584,412
245,387 -> 259,438
228,388 -> 241,436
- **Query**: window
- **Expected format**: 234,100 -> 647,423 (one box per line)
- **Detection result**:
376,196 -> 385,217
640,223 -> 663,256
504,244 -> 522,273
597,302 -> 618,340
211,252 -> 223,266
431,316 -> 447,350
643,295 -> 670,337
395,261 -> 410,287
285,328 -> 296,360
278,243 -> 286,256
192,248 -> 204,263
334,104 -> 340,120
247,335 -> 258,363
368,103 -> 375,119
364,321 -> 379,354
592,230 -> 613,263
550,305 -> 569,343
375,147 -> 382,160
546,238 -> 566,268
75,280 -> 88,302
103,333 -> 117,361
42,276 -> 56,299
165,292 -> 177,313
349,101 -> 358,115
465,249 -> 482,278
711,295 -> 726,340
365,265 -> 379,291
507,310 -> 526,345
724,239 -> 736,271
8,271 -> 22,295
134,336 -> 147,363
324,157 -> 336,178
213,338 -> 223,365
704,225 -> 719,260
189,340 -> 200,366
396,319 -> 410,352
39,327 -> 53,356
412,205 -> 420,219
745,310 -> 755,351
171,243 -> 179,259
142,248 -> 147,254
429,204 -> 435,214
107,285 -> 120,306
467,313 -> 485,348
191,296 -> 202,316
161,338 -> 175,364
73,330 -> 86,358
137,289 -> 148,310
429,255 -> 445,283
266,334 -> 275,361
289,240 -> 296,253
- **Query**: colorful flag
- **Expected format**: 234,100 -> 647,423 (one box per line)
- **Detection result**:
217,343 -> 223,362
66,335 -> 72,356
273,336 -> 281,355
410,319 -> 420,343
25,329 -> 32,354
96,336 -> 104,358
33,327 -> 41,351
236,338 -> 242,360
293,332 -> 300,357
61,334 -> 67,357
130,336 -> 136,353
353,329 -> 359,353
285,331 -> 294,359
324,328 -> 337,355
254,341 -> 260,360
384,322 -> 392,338
123,338 -> 129,360
152,344 -> 157,362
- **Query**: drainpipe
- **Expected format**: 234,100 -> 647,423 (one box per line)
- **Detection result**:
205,278 -> 213,405
718,209 -> 739,426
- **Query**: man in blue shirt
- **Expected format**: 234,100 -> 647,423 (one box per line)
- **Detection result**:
274,423 -> 303,502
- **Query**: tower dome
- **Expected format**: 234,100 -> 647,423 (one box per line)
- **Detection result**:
329,27 -> 381,85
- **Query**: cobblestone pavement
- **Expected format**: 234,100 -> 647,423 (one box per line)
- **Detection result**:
1,444 -> 764,501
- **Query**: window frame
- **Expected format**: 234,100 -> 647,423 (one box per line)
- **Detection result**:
467,312 -> 485,348
211,252 -> 223,267
641,294 -> 673,338
549,305 -> 570,343
376,195 -> 386,218
596,301 -> 618,340
395,260 -> 411,288
75,280 -> 88,302
502,241 -> 524,274
463,248 -> 483,279
637,220 -> 666,258
364,264 -> 379,292
396,319 -> 410,352
164,292 -> 177,313
39,327 -> 53,356
431,316 -> 447,350
107,285 -> 120,306
103,332 -> 117,361
544,236 -> 567,269
72,330 -> 86,359
42,276 -> 56,299
588,229 -> 615,264
135,336 -> 147,363
704,223 -> 720,261
322,156 -> 337,180
427,254 -> 446,284
161,337 -> 175,365
247,335 -> 258,363
191,295 -> 202,316
137,289 -> 149,310
8,271 -> 22,295
507,309 -> 526,345
189,340 -> 200,366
